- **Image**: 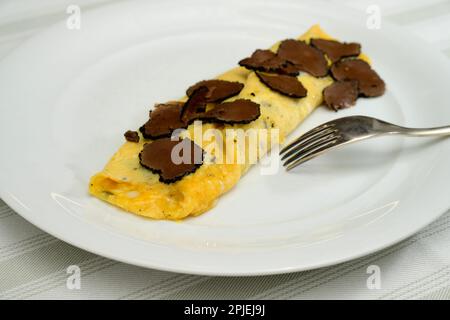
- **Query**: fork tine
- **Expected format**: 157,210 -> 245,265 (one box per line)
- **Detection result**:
285,141 -> 337,171
280,128 -> 338,160
284,139 -> 340,170
279,123 -> 333,155
283,134 -> 339,167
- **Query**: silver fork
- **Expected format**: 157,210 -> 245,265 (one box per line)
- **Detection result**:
280,115 -> 450,171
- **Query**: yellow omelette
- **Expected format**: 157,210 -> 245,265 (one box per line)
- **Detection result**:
89,25 -> 369,220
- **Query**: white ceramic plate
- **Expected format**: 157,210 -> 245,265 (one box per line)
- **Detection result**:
1,0 -> 449,276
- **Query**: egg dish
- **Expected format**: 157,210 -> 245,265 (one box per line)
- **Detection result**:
89,25 -> 384,220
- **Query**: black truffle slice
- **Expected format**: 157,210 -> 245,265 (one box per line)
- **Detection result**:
199,99 -> 261,124
239,49 -> 274,67
124,130 -> 140,142
310,38 -> 361,63
186,79 -> 244,103
239,49 -> 299,76
180,86 -> 209,124
256,72 -> 307,98
140,102 -> 187,139
277,39 -> 329,77
139,138 -> 204,184
323,80 -> 359,111
330,59 -> 385,97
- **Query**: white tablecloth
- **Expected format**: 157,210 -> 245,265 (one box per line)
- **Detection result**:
1,0 -> 449,300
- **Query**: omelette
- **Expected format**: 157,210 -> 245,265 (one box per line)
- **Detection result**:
89,25 -> 379,220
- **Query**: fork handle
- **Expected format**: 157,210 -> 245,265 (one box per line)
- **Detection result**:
392,125 -> 450,137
